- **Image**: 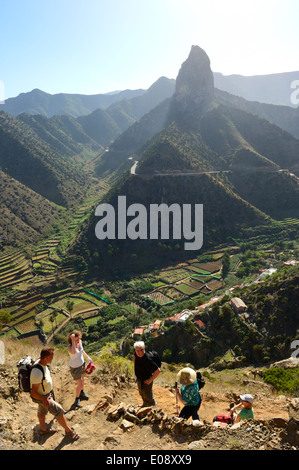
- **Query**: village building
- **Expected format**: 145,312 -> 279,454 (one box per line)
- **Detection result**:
132,320 -> 162,339
193,317 -> 206,330
283,260 -> 298,267
164,309 -> 193,325
230,297 -> 247,313
145,319 -> 161,337
132,325 -> 147,340
258,267 -> 277,280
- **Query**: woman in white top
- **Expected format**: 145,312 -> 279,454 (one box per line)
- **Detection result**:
67,330 -> 91,408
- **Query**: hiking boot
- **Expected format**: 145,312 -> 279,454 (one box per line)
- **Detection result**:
74,397 -> 82,408
80,390 -> 89,401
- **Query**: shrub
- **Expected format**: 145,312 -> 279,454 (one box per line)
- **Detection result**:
97,342 -> 134,377
263,367 -> 299,395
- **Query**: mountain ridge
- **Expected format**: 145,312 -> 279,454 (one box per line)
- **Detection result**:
0,78 -> 175,118
0,87 -> 146,117
75,46 -> 299,272
1,69 -> 297,118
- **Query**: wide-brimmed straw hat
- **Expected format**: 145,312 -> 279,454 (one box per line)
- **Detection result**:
177,367 -> 197,386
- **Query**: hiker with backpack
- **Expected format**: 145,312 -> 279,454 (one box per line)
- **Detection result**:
67,330 -> 92,409
30,347 -> 79,440
133,341 -> 161,407
175,367 -> 202,422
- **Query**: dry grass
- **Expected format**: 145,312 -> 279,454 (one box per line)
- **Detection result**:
1,337 -> 68,369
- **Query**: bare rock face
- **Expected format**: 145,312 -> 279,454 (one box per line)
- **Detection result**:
172,45 -> 214,120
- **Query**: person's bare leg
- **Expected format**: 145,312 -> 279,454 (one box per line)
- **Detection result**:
38,412 -> 47,432
56,413 -> 72,433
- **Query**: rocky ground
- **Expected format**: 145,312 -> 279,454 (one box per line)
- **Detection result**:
0,353 -> 298,452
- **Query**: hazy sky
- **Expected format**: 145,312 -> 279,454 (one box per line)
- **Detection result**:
1,0 -> 298,99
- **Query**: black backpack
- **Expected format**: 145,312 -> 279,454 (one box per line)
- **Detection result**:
147,350 -> 161,368
17,355 -> 45,393
196,371 -> 205,390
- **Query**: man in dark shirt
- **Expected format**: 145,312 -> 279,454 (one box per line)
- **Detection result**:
133,341 -> 160,407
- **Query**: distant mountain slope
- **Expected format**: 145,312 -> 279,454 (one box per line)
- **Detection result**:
0,78 -> 175,119
108,77 -> 176,121
214,71 -> 299,107
96,89 -> 299,178
94,98 -> 173,175
1,70 -> 297,119
0,169 -> 62,246
94,50 -> 299,179
215,88 -> 299,140
0,111 -> 91,206
0,87 -> 145,117
18,113 -> 101,157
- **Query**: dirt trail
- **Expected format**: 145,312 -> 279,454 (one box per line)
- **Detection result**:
0,363 -> 292,451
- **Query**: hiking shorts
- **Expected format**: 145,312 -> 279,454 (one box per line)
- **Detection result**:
31,393 -> 65,418
70,363 -> 85,381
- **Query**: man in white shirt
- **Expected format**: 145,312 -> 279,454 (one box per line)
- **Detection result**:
30,347 -> 79,440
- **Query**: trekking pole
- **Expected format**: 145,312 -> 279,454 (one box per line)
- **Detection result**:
175,381 -> 179,416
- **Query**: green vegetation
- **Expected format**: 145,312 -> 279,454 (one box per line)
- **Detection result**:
95,342 -> 134,376
263,367 -> 299,395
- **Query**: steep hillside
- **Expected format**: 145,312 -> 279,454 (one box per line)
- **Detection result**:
94,98 -> 172,176
146,265 -> 299,368
0,111 -> 91,207
107,76 -> 175,122
215,89 -> 299,141
77,108 -> 131,148
72,171 -> 274,278
18,113 -> 101,157
228,170 -> 299,219
81,77 -> 175,150
0,170 -> 63,246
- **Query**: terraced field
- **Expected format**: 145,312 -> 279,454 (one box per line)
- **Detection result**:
145,256 -> 224,305
0,251 -> 33,288
0,247 -> 225,342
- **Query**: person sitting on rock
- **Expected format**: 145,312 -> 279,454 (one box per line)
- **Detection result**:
230,394 -> 254,423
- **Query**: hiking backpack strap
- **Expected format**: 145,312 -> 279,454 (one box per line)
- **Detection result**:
31,363 -> 46,392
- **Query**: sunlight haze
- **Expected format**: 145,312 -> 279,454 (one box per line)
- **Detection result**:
1,0 -> 298,98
